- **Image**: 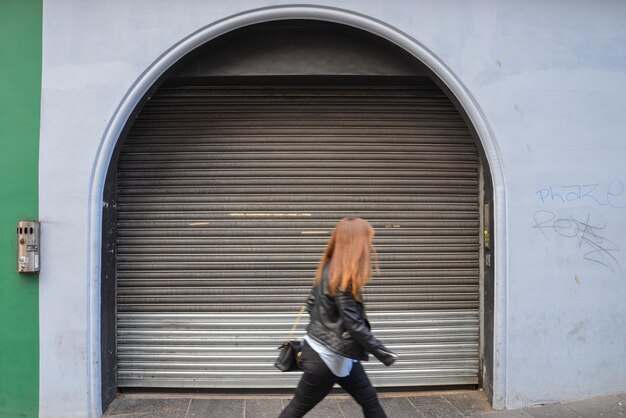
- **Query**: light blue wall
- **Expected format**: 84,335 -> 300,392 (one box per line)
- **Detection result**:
474,2 -> 626,406
39,1 -> 626,415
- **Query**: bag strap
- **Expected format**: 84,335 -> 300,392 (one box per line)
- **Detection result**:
284,305 -> 306,342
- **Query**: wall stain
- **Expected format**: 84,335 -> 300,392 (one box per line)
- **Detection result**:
567,322 -> 585,339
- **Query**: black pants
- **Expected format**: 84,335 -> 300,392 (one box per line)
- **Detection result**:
279,342 -> 386,418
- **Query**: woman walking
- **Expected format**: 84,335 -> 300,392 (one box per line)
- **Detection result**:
279,217 -> 397,418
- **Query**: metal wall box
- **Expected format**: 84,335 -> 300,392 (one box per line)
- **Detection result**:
17,220 -> 40,273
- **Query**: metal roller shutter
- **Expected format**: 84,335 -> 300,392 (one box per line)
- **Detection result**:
116,82 -> 480,388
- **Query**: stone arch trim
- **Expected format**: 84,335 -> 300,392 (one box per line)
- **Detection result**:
87,5 -> 508,415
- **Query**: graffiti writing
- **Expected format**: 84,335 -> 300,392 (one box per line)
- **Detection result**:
533,210 -> 622,273
536,179 -> 626,208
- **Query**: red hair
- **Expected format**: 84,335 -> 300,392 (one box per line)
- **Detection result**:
314,217 -> 376,301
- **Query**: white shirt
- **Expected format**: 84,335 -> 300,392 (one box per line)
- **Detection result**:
303,335 -> 355,377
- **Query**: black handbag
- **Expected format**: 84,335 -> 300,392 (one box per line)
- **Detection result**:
274,340 -> 303,372
274,306 -> 306,372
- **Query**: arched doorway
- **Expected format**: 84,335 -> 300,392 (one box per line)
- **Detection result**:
99,15 -> 497,412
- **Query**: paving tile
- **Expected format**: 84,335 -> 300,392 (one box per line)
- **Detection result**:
306,398 -> 344,418
336,398 -> 365,418
565,395 -> 625,417
407,395 -> 465,418
444,392 -> 493,416
337,396 -> 422,417
104,397 -> 189,417
244,399 -> 283,418
523,404 -> 582,418
187,399 -> 244,418
380,397 -> 423,417
472,410 -> 533,418
106,414 -> 176,418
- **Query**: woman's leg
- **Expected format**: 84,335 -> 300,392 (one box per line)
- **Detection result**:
337,362 -> 386,418
278,344 -> 337,418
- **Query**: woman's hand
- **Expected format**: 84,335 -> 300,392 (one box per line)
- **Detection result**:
375,346 -> 398,366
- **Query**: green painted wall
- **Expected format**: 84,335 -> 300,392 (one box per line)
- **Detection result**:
0,1 -> 42,417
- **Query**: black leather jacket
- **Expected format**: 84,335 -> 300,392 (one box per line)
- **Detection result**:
305,267 -> 397,366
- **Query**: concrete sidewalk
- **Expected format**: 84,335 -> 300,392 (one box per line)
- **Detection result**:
104,390 -> 626,417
